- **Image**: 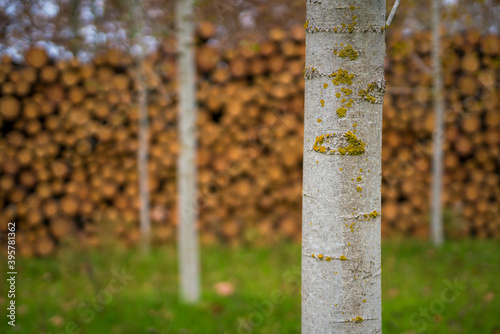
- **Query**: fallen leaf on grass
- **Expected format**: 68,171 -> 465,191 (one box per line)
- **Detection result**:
214,281 -> 234,296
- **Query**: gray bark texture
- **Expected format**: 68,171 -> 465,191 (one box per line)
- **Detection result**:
302,1 -> 386,333
176,0 -> 201,303
431,0 -> 445,246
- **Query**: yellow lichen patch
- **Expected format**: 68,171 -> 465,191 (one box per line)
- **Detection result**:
337,107 -> 347,118
337,44 -> 359,61
325,256 -> 332,262
356,187 -> 362,192
341,88 -> 353,96
311,253 -> 315,258
317,118 -> 322,123
354,316 -> 364,323
348,20 -> 357,33
313,135 -> 325,151
304,19 -> 309,29
339,255 -> 347,261
363,210 -> 381,220
358,82 -> 378,103
363,299 -> 366,303
350,5 -> 356,10
313,134 -> 335,154
320,99 -> 325,107
323,83 -> 328,89
330,68 -> 354,85
338,131 -> 366,156
339,168 -> 343,171
318,254 -> 324,260
357,176 -> 362,181
335,88 -> 354,117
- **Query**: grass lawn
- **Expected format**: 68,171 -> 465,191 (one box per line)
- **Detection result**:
1,239 -> 499,333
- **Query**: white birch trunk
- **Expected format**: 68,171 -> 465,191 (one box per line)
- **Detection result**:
137,64 -> 151,252
431,0 -> 445,246
302,1 -> 386,332
176,0 -> 201,303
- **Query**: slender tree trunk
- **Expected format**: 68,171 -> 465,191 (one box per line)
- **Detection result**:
431,0 -> 445,246
70,0 -> 81,55
176,0 -> 201,303
137,60 -> 151,252
132,0 -> 151,253
302,1 -> 386,332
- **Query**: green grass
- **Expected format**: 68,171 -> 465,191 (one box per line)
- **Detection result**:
1,240 -> 499,333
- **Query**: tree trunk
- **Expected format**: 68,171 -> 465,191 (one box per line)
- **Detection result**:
431,0 -> 445,246
176,0 -> 201,303
137,62 -> 151,252
132,0 -> 152,253
302,1 -> 386,332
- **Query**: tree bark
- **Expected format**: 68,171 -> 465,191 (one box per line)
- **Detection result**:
302,1 -> 386,332
176,0 -> 201,303
431,0 -> 445,246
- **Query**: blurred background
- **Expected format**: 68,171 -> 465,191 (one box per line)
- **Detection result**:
0,0 -> 499,333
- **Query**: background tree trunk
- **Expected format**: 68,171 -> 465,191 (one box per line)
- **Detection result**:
132,0 -> 152,253
176,0 -> 201,303
431,0 -> 445,246
302,1 -> 386,332
137,60 -> 151,252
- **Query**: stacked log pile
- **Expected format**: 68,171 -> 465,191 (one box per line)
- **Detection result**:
0,24 -> 499,256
